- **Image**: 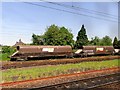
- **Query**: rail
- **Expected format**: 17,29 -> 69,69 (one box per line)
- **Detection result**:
1,67 -> 119,89
29,72 -> 120,90
1,55 -> 120,70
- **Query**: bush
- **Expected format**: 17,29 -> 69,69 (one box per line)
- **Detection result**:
1,46 -> 16,61
2,46 -> 16,54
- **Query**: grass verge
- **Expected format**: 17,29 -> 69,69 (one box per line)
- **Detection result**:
0,53 -> 10,61
2,59 -> 120,82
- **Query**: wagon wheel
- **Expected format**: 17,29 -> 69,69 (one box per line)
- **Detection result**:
24,57 -> 28,61
112,51 -> 115,55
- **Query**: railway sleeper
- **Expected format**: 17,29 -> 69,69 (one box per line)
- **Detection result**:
28,73 -> 120,90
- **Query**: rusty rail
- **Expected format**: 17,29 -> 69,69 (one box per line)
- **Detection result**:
29,72 -> 120,90
1,67 -> 120,88
1,55 -> 120,70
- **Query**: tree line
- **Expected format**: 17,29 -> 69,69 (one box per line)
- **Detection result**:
31,24 -> 120,49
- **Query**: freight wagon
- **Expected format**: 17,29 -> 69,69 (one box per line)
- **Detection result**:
74,46 -> 115,57
11,45 -> 73,61
11,45 -> 118,61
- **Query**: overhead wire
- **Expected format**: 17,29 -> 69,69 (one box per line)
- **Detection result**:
2,1 -> 119,45
23,2 -> 119,23
39,0 -> 119,20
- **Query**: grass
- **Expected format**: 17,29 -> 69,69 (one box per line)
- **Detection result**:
0,53 -> 10,61
2,59 -> 120,82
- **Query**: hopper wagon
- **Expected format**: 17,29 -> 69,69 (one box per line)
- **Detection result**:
74,46 -> 115,57
10,45 -> 73,61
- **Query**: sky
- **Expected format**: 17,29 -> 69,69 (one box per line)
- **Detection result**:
1,0 -> 119,46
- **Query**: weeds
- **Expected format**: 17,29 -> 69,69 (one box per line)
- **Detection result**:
2,59 -> 120,82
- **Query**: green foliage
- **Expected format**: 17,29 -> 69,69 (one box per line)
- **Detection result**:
90,36 -> 101,45
44,24 -> 60,45
32,24 -> 74,46
1,46 -> 16,61
117,40 -> 120,48
32,34 -> 44,45
100,36 -> 112,46
113,37 -> 120,49
0,53 -> 10,61
2,46 -> 10,53
113,37 -> 118,48
2,46 -> 16,54
3,59 -> 119,82
31,24 -> 114,47
89,36 -> 112,46
75,25 -> 89,48
59,27 -> 74,46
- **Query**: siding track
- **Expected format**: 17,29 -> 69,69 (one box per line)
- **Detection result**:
1,55 -> 120,70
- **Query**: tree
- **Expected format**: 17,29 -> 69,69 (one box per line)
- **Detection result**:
117,40 -> 120,49
2,46 -> 11,53
32,24 -> 74,46
100,36 -> 112,46
113,37 -> 118,48
2,46 -> 16,54
44,24 -> 74,46
59,27 -> 74,46
32,34 -> 44,45
75,24 -> 89,48
44,24 -> 60,45
90,36 -> 101,45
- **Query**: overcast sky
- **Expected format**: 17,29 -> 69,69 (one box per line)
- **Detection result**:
1,1 -> 119,46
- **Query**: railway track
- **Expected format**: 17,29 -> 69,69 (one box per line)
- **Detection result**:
1,67 -> 119,90
89,81 -> 120,90
1,55 -> 120,70
29,72 -> 120,90
88,81 -> 120,90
